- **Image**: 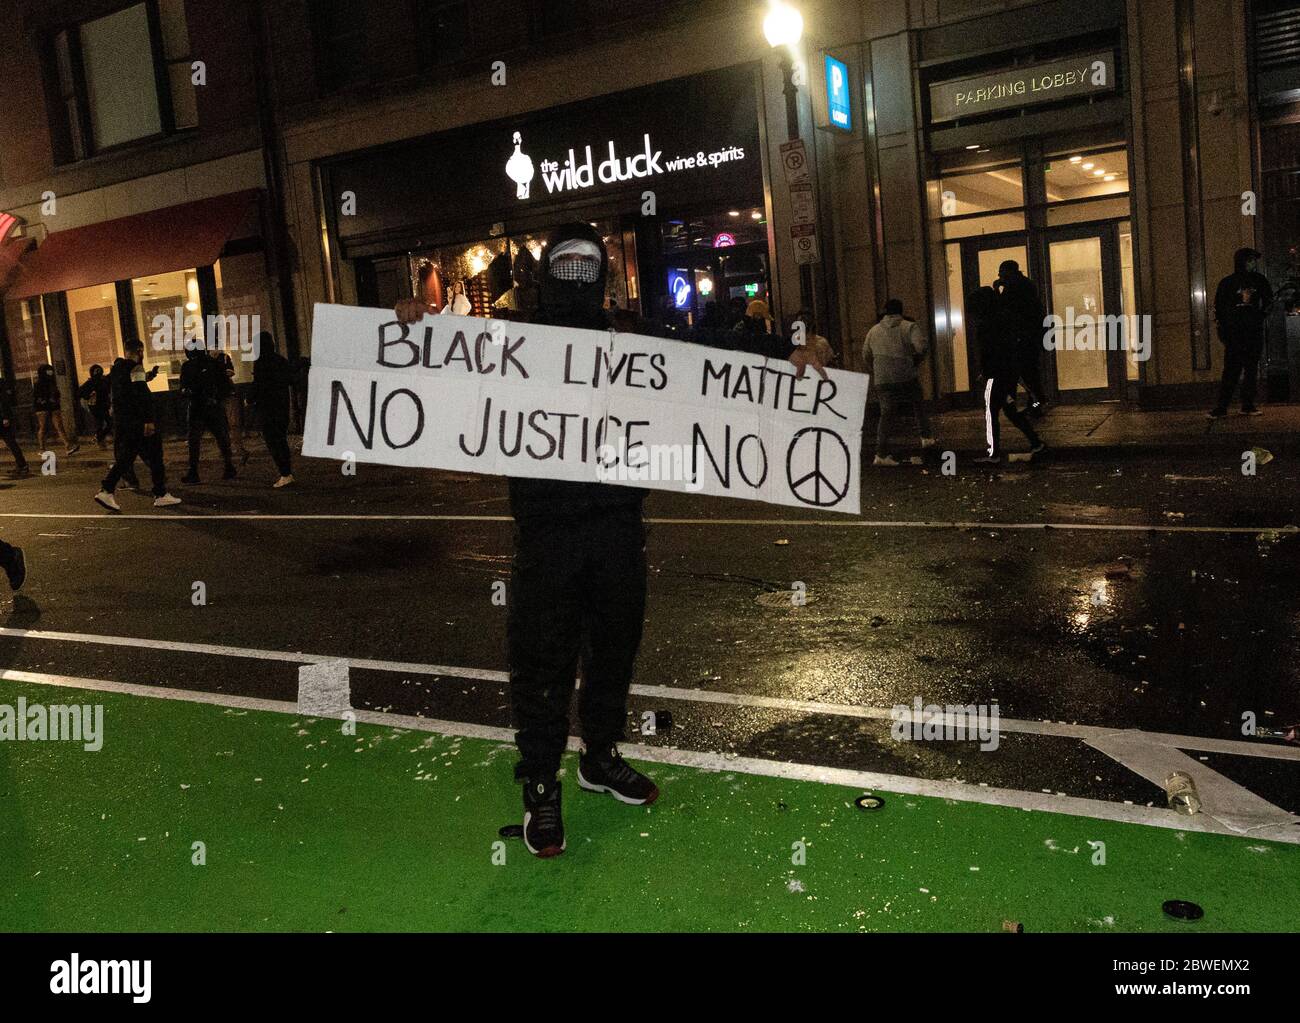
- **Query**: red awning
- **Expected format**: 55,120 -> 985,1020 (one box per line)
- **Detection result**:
0,236 -> 33,294
3,189 -> 259,301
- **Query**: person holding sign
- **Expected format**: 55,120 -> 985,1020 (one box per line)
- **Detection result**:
395,222 -> 829,858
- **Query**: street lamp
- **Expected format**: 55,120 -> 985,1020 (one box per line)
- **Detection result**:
763,0 -> 813,314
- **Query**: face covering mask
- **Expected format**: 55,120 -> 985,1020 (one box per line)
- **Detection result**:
547,239 -> 602,284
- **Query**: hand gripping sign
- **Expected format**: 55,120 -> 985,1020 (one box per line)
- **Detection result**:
303,304 -> 869,514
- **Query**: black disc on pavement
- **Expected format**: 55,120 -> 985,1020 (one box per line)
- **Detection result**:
855,794 -> 885,811
1162,899 -> 1204,921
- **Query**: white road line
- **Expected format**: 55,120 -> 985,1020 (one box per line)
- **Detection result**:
4,666 -> 1294,844
3,626 -> 1297,764
1086,733 -> 1297,837
0,511 -> 1296,534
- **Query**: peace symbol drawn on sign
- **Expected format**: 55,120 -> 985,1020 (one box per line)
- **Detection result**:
785,428 -> 851,507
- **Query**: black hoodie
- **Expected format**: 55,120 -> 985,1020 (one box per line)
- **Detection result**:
109,356 -> 155,430
507,222 -> 646,520
1214,248 -> 1273,344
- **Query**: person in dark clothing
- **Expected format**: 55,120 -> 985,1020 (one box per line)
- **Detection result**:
0,537 -> 26,591
1209,247 -> 1274,418
33,364 -> 79,455
996,260 -> 1048,417
180,348 -> 236,485
395,223 -> 829,857
398,221 -> 656,857
94,339 -> 180,510
970,285 -> 1045,464
78,364 -> 113,447
0,384 -> 30,478
252,331 -> 294,487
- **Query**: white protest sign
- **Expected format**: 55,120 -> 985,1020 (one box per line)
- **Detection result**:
303,304 -> 868,514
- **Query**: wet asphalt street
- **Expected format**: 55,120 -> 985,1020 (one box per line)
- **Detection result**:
1,437 -> 1298,814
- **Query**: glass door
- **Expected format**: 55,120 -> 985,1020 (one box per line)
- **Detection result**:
955,235 -> 1029,395
1044,222 -> 1129,400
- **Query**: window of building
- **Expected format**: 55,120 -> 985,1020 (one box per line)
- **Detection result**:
3,298 -> 51,381
66,283 -> 124,384
214,255 -> 275,385
415,0 -> 471,68
49,1 -> 197,162
159,0 -> 198,130
134,269 -> 202,390
938,165 -> 1025,217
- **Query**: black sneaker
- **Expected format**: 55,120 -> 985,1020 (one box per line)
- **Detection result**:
522,777 -> 565,858
1241,406 -> 1263,417
973,453 -> 1003,465
3,546 -> 26,591
1206,408 -> 1228,420
578,745 -> 659,805
182,471 -> 201,486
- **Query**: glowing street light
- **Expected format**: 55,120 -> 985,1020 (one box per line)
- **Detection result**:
763,0 -> 803,49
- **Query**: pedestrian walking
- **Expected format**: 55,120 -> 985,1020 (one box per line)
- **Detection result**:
77,364 -> 112,447
862,299 -> 936,466
218,350 -> 249,465
971,285 -> 1046,464
996,260 -> 1048,417
180,349 -> 236,485
0,383 -> 30,478
1208,247 -> 1274,418
252,331 -> 294,488
33,364 -> 79,455
93,338 -> 181,511
0,538 -> 26,591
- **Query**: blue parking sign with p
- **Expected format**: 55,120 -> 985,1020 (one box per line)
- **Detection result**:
825,55 -> 851,131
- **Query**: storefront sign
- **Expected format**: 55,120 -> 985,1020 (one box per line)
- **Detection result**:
928,51 -> 1116,124
304,304 -> 868,513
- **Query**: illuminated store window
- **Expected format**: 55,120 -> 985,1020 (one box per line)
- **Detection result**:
3,298 -> 52,380
134,268 -> 202,390
215,256 -> 274,385
65,283 -> 123,382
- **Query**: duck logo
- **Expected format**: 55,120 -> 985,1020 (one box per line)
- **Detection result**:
506,132 -> 535,200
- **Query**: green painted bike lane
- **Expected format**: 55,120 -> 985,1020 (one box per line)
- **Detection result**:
1,680 -> 1294,932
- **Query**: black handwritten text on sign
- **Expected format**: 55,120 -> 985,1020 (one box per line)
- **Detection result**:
303,304 -> 869,513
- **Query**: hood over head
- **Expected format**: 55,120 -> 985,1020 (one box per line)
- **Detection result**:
536,221 -> 609,328
1234,247 -> 1261,274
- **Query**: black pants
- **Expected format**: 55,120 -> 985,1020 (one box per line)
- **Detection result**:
1,421 -> 26,470
508,506 -> 647,781
91,410 -> 111,443
1017,342 -> 1045,409
187,403 -> 233,472
1215,338 -> 1263,411
262,416 -> 292,476
103,428 -> 167,497
984,375 -> 1041,456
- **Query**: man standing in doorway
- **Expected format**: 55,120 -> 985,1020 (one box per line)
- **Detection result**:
1208,247 -> 1273,418
996,259 -> 1048,417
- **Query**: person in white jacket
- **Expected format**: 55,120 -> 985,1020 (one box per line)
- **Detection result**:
862,299 -> 936,466
441,279 -> 472,316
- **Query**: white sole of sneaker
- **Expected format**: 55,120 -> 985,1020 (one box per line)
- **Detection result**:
93,495 -> 120,512
521,810 -> 565,857
576,766 -> 657,805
